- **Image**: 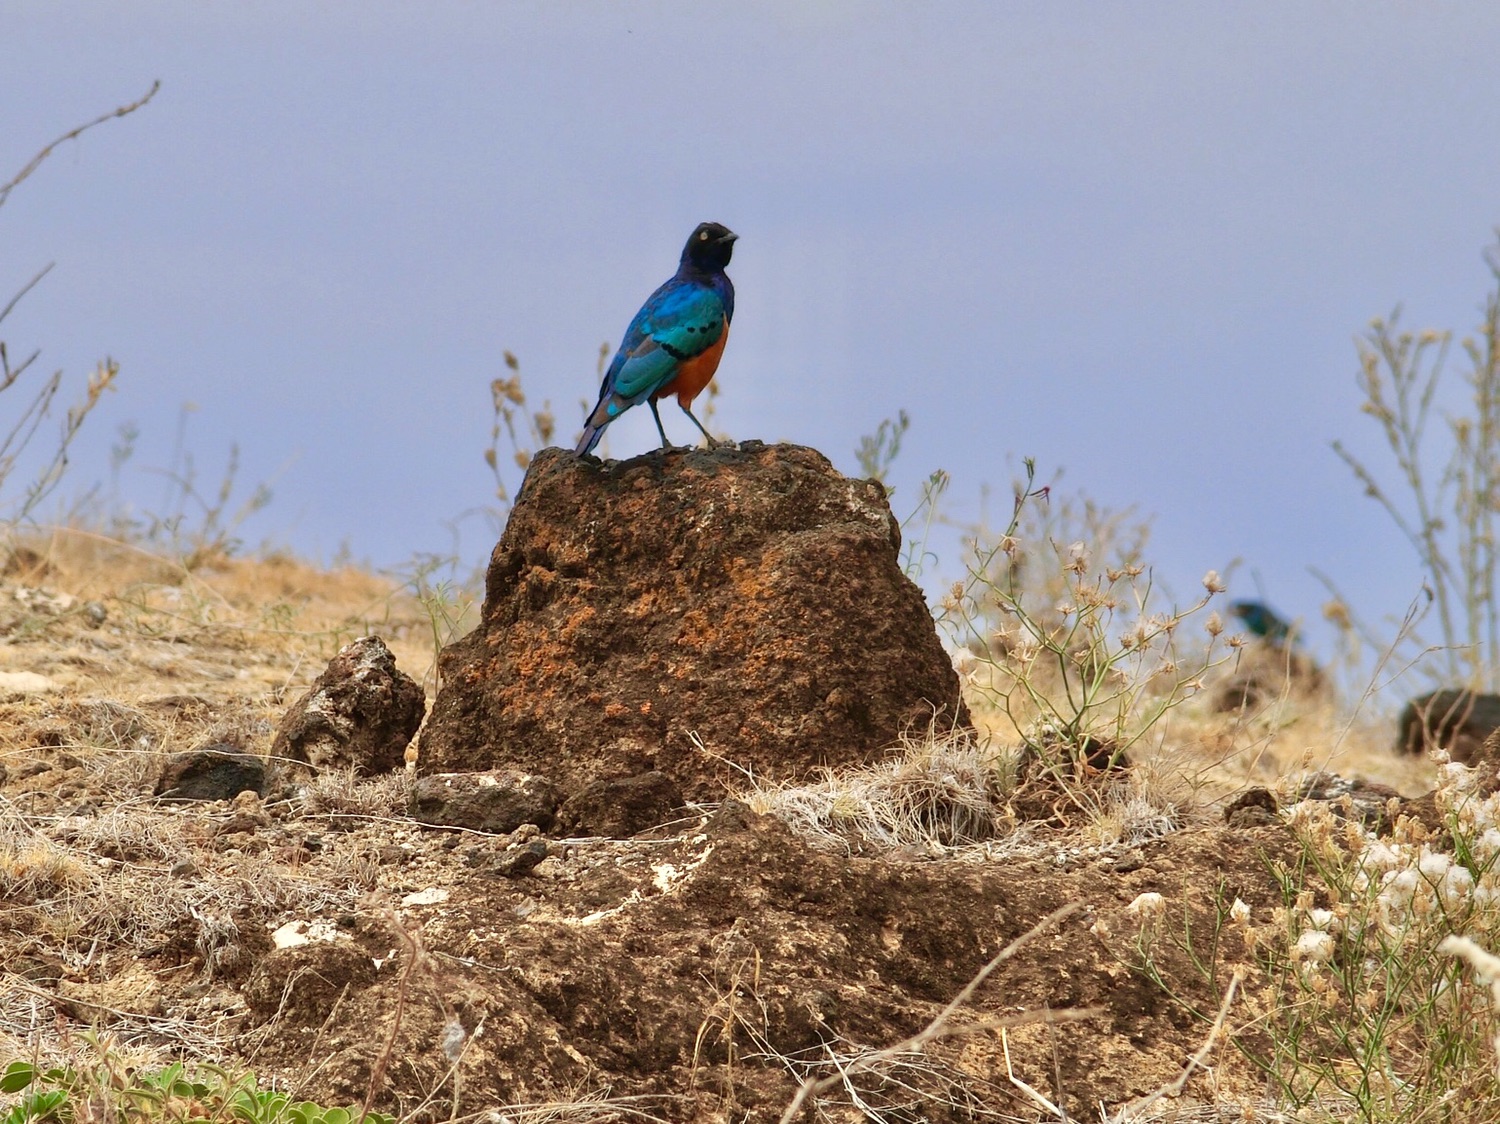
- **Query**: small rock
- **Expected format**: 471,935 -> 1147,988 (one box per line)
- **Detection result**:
375,843 -> 408,865
1224,787 -> 1279,829
169,857 -> 199,878
531,855 -> 565,878
474,839 -> 550,879
555,770 -> 683,838
1296,773 -> 1403,829
217,791 -> 272,835
12,586 -> 74,614
401,887 -> 450,907
155,746 -> 267,802
271,636 -> 424,774
409,770 -> 562,833
271,917 -> 350,949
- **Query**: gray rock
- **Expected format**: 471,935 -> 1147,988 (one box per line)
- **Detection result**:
474,839 -> 551,878
271,636 -> 424,773
408,770 -> 562,833
155,745 -> 267,802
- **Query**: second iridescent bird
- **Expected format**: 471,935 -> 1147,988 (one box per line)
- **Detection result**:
575,222 -> 737,456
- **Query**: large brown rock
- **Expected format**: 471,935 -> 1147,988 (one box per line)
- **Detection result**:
418,442 -> 968,804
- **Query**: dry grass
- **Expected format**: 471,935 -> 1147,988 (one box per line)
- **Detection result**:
741,644 -> 1433,869
0,529 -> 444,1076
742,730 -> 1011,853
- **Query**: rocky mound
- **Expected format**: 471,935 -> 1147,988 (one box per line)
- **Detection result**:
418,442 -> 969,821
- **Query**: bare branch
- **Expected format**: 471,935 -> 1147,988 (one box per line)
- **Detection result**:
0,81 -> 160,210
0,263 -> 54,328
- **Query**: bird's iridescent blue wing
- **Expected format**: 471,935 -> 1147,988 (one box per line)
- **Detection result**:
606,280 -> 727,401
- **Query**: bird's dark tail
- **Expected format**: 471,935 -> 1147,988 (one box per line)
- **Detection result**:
575,421 -> 606,456
575,394 -> 616,456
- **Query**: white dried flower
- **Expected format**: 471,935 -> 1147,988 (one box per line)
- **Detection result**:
1229,898 -> 1251,925
1126,892 -> 1168,921
1202,570 -> 1226,593
1305,907 -> 1339,933
1378,867 -> 1424,926
1293,930 -> 1336,964
1359,839 -> 1404,876
1417,846 -> 1474,909
1476,828 -> 1500,863
1418,847 -> 1453,881
1442,865 -> 1476,910
1439,762 -> 1477,792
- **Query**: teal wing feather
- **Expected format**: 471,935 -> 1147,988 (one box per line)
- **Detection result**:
606,280 -> 726,401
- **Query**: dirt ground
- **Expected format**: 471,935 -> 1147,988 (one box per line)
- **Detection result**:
0,537 -> 1438,1122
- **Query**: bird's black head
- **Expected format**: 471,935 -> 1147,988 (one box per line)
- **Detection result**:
681,221 -> 737,272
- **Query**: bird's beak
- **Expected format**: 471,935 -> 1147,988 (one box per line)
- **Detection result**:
722,231 -> 739,243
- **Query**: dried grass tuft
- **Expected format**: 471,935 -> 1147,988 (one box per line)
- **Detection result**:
743,731 -> 1010,853
299,767 -> 414,819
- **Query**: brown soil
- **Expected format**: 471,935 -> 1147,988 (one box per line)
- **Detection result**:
0,537 -> 1432,1121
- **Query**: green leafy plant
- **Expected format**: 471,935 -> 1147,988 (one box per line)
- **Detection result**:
395,550 -> 479,689
940,458 -> 1230,791
899,468 -> 950,580
0,1054 -> 394,1124
854,408 -> 910,487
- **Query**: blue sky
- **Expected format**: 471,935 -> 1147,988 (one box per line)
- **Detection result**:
4,4 -> 1500,673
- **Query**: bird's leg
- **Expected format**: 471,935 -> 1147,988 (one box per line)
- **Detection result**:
681,403 -> 729,448
648,400 -> 672,448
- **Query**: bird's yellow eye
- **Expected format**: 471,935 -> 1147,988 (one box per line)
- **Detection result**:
699,231 -> 708,239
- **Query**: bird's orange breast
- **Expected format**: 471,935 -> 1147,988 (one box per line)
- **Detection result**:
655,320 -> 729,407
